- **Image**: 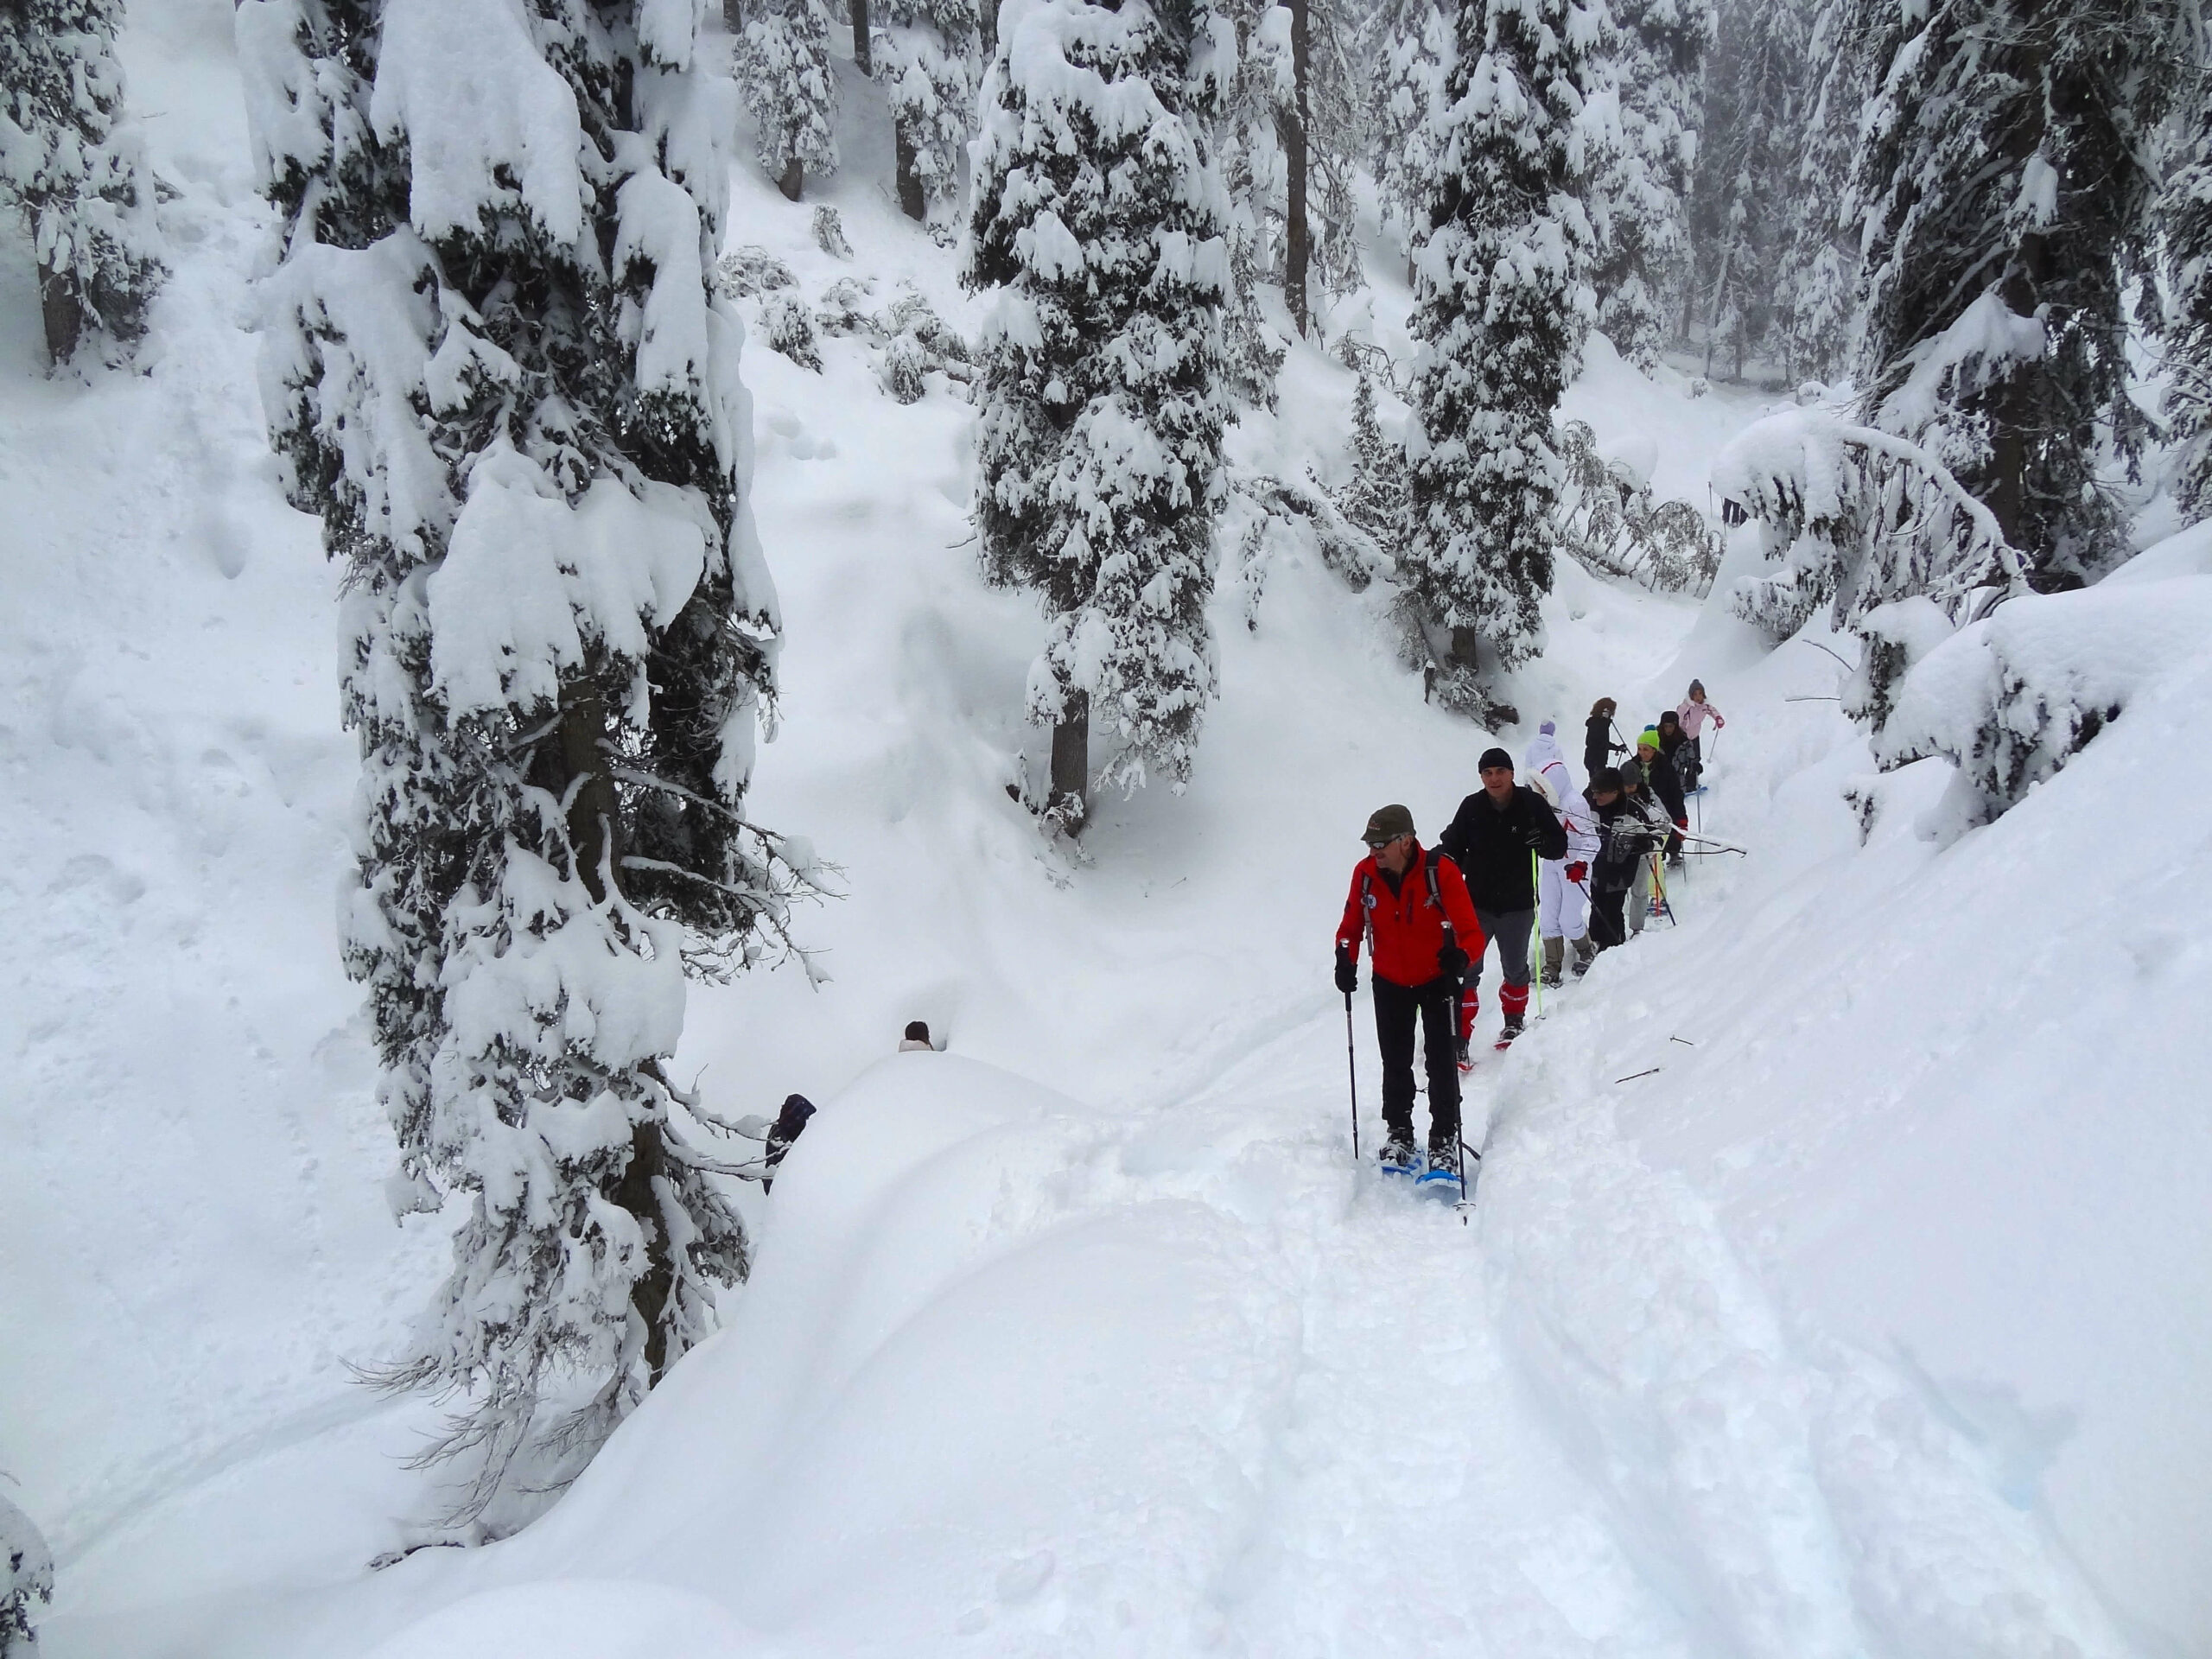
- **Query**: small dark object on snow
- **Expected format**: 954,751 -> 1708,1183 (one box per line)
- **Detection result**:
899,1020 -> 932,1052
762,1093 -> 816,1191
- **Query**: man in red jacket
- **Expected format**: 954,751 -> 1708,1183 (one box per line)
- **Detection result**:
1333,804 -> 1486,1175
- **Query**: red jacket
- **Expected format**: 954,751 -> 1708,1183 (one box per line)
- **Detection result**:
1335,843 -> 1486,988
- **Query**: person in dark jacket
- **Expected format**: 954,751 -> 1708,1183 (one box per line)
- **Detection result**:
1334,804 -> 1485,1173
1437,747 -> 1568,1055
1584,697 -> 1625,777
1637,724 -> 1688,862
1585,770 -> 1668,951
761,1092 -> 816,1192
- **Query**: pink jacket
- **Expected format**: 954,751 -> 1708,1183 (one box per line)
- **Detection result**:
1676,698 -> 1725,738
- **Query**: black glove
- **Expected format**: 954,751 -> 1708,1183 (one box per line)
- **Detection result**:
1438,940 -> 1469,981
1334,945 -> 1357,995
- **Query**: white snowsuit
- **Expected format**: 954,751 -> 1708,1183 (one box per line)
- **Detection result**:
1523,731 -> 1598,943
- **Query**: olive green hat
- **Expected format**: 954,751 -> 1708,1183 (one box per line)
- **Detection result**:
1361,804 -> 1415,846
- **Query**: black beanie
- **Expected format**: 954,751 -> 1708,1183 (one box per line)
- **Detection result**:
1589,766 -> 1623,795
1478,747 -> 1513,772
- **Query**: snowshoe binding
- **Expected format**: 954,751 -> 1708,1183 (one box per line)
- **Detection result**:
1377,1137 -> 1419,1179
1415,1145 -> 1462,1197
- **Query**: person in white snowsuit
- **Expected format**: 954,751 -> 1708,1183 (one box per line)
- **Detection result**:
1523,721 -> 1600,985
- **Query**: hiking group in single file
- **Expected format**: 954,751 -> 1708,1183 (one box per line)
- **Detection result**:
1333,681 -> 1727,1191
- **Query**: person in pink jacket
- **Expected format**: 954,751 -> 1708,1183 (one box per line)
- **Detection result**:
1675,679 -> 1725,791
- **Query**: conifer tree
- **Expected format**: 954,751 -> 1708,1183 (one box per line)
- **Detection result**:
0,0 -> 163,367
1688,0 -> 1809,378
1588,0 -> 1710,371
1402,0 -> 1597,712
967,0 -> 1235,829
880,0 -> 981,219
1367,0 -> 1446,268
2163,79 -> 2212,522
1769,0 -> 1859,383
741,0 -> 840,199
238,0 -> 808,1520
1840,0 -> 2188,588
1335,371 -> 1406,553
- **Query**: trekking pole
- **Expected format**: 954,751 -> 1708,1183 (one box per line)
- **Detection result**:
1344,989 -> 1360,1161
1529,851 -> 1542,1018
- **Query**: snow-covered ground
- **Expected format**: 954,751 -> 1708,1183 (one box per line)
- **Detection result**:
4,4 -> 2209,1657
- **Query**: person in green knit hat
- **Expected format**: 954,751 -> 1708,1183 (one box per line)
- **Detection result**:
1637,726 -> 1688,862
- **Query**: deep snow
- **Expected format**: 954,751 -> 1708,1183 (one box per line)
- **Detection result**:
3,3 -> 2209,1657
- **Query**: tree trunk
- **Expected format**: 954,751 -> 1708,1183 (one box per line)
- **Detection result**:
894,124 -> 925,221
39,260 -> 80,368
614,1123 -> 675,1382
778,156 -> 804,201
849,0 -> 871,75
721,0 -> 742,30
1048,696 -> 1089,833
548,685 -> 621,900
1281,0 -> 1311,337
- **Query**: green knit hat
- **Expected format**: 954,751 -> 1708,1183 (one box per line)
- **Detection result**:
1637,726 -> 1661,752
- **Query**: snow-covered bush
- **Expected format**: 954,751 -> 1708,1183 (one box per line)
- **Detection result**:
1401,0 -> 1599,718
814,274 -> 879,337
879,328 -> 928,403
1332,372 -> 1404,562
1874,580 -> 2212,827
741,0 -> 838,199
810,202 -> 852,258
874,289 -> 969,399
1556,420 -> 1720,594
715,245 -> 798,299
760,291 -> 824,370
966,0 -> 1236,827
0,1493 -> 52,1656
0,0 -> 164,367
238,0 -> 810,1522
879,0 -> 981,219
1716,404 -> 2028,667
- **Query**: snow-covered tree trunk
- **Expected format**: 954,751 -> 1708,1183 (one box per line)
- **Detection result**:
881,0 -> 981,220
0,0 -> 164,369
238,0 -> 810,1523
967,0 -> 1236,830
741,0 -> 840,199
1842,0 -> 2187,590
1401,0 -> 1597,715
850,0 -> 874,73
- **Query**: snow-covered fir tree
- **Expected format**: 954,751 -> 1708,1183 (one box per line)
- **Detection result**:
2162,81 -> 2212,523
1768,0 -> 1859,384
1687,0 -> 1808,378
966,0 -> 1236,830
1216,3 -> 1289,404
237,0 -> 808,1520
1401,0 -> 1598,712
0,1492 -> 52,1658
1841,0 -> 2189,589
1335,371 -> 1406,552
1366,0 -> 1447,270
0,0 -> 163,367
879,0 -> 981,219
741,0 -> 840,199
1587,0 -> 1710,371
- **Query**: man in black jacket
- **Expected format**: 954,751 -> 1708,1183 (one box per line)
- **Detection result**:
1438,747 -> 1569,1056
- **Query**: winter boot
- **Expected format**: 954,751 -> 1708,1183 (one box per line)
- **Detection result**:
1455,1036 -> 1473,1073
1570,933 -> 1598,978
1378,1135 -> 1418,1176
1497,1015 -> 1524,1048
1423,1142 -> 1460,1181
1541,935 -> 1565,988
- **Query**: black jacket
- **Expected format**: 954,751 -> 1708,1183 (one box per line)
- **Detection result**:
1584,715 -> 1621,777
1643,741 -> 1688,822
1591,796 -> 1664,893
1438,784 -> 1569,912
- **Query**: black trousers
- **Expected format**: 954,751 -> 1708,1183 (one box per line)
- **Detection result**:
1373,974 -> 1460,1150
1588,884 -> 1630,950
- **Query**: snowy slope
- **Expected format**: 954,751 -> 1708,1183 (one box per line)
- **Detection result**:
5,3 -> 2208,1658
